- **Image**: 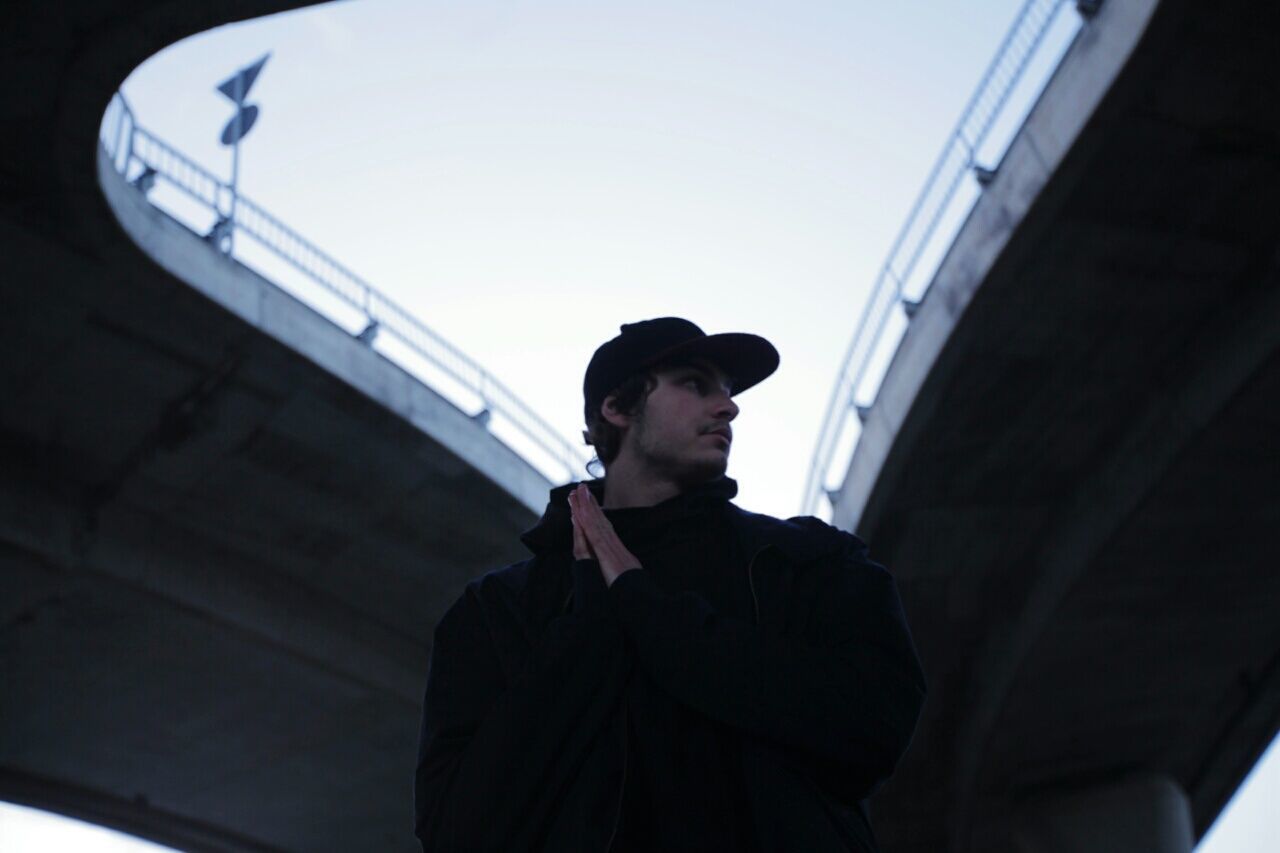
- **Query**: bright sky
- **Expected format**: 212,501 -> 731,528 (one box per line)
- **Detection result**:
12,0 -> 1273,848
108,0 -> 1076,517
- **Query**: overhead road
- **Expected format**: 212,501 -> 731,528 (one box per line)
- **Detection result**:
818,0 -> 1280,850
0,2 -> 574,851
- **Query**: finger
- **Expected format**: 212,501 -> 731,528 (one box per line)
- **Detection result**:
576,490 -> 605,538
578,496 -> 623,560
572,513 -> 590,560
573,486 -> 596,525
586,495 -> 616,541
580,484 -> 601,517
570,490 -> 593,559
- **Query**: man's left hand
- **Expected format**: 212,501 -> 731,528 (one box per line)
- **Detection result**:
568,483 -> 642,588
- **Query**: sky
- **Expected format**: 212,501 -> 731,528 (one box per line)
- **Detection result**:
104,0 -> 1077,518
11,0 -> 1274,848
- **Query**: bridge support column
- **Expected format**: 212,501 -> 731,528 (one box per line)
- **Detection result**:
1001,773 -> 1194,853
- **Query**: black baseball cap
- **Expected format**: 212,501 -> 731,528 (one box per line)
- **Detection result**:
583,317 -> 779,422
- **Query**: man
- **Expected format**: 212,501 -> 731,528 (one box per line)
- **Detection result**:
414,317 -> 926,852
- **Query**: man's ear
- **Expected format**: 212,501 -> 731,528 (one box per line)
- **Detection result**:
600,394 -> 631,430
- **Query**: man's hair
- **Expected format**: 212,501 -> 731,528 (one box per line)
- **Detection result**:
582,371 -> 657,479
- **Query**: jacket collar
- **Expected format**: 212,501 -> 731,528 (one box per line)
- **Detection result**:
514,478 -> 848,640
515,475 -> 738,639
519,474 -> 740,556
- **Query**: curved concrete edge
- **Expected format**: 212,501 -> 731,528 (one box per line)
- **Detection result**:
3,3 -> 481,849
42,0 -> 553,517
0,145 -> 551,712
70,144 -> 555,708
52,3 -> 318,257
97,146 -> 552,517
826,0 -> 1280,842
1189,650 -> 1280,835
0,767 -> 288,853
831,0 -> 1161,537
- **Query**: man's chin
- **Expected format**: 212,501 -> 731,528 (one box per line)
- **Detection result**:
679,454 -> 728,483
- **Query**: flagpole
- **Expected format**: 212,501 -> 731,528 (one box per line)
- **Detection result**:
215,53 -> 268,256
228,74 -> 243,256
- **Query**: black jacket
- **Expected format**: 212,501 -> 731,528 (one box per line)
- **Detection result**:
414,478 -> 926,852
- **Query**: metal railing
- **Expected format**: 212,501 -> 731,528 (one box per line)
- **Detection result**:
100,93 -> 589,485
801,0 -> 1082,517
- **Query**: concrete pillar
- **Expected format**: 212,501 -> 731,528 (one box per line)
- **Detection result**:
1003,773 -> 1194,853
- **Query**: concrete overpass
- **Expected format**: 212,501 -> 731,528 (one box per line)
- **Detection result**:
1,2 -> 562,850
6,0 -> 1279,851
825,0 -> 1280,850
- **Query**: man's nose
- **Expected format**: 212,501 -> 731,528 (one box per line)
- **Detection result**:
714,393 -> 739,421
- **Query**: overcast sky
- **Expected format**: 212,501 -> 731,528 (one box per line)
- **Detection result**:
7,0 -> 1274,848
109,0 -> 1077,518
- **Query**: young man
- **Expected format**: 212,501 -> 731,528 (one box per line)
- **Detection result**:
414,317 -> 926,852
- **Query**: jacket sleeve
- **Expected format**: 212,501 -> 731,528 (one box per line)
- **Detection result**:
606,531 -> 925,796
414,559 -> 631,852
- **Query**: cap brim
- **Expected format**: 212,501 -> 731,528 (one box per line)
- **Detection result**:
640,332 -> 779,395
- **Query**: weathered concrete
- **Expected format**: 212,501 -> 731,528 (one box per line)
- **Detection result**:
829,0 -> 1280,850
833,0 -> 1161,537
98,147 -> 550,518
0,2 -> 557,851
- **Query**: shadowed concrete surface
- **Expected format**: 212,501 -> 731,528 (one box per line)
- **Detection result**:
830,1 -> 1280,850
1,3 -> 550,851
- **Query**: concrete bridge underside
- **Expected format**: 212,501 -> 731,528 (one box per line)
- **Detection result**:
830,1 -> 1280,850
1,3 -> 548,851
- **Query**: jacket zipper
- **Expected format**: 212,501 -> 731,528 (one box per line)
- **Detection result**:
747,546 -> 766,627
605,704 -> 628,851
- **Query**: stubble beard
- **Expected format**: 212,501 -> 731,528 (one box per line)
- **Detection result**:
632,410 -> 728,486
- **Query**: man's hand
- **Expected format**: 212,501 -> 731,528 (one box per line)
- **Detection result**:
568,483 -> 642,587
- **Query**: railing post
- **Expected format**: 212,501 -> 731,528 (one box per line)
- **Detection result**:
112,97 -> 126,169
124,122 -> 134,177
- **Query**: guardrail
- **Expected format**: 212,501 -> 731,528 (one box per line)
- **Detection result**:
99,93 -> 589,485
801,0 -> 1084,517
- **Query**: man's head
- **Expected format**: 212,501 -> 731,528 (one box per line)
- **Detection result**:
580,318 -> 778,481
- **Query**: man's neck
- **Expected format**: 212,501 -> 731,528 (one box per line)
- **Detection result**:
599,456 -> 685,509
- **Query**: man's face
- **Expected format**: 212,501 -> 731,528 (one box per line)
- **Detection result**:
610,357 -> 739,484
